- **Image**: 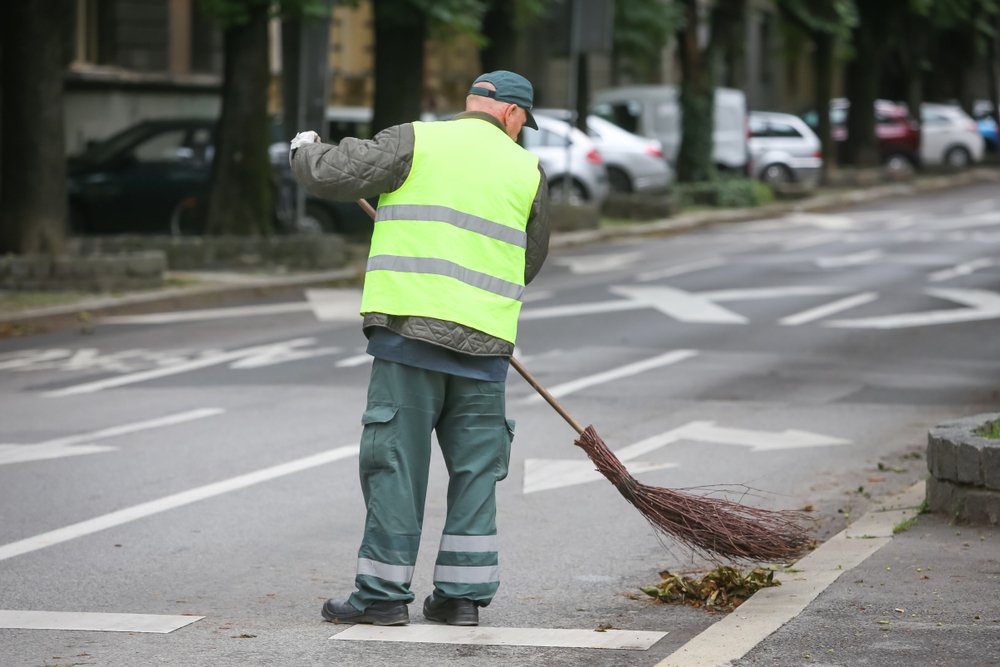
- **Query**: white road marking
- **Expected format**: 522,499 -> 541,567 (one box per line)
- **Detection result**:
782,213 -> 859,230
523,458 -> 677,494
0,610 -> 203,634
960,198 -> 997,215
636,257 -> 726,282
656,482 -> 925,666
779,292 -> 879,326
927,258 -> 994,283
0,408 -> 224,466
826,287 -> 1000,329
335,354 -> 373,368
305,288 -> 362,321
553,251 -> 646,274
698,286 -> 840,302
44,338 -> 322,397
815,249 -> 884,268
672,421 -> 851,452
780,233 -> 839,251
333,624 -> 667,650
101,302 -> 311,324
518,349 -> 698,404
608,286 -> 747,324
934,210 -> 1000,230
0,445 -> 358,562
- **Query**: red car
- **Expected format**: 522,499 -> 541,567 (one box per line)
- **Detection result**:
804,99 -> 921,170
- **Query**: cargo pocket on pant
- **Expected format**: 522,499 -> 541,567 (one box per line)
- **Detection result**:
496,418 -> 515,481
360,404 -> 399,472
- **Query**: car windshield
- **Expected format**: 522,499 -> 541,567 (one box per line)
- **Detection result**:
76,124 -> 162,165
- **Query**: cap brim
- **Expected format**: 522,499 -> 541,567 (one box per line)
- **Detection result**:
524,109 -> 538,130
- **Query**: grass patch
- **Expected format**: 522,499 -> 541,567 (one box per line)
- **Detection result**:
976,420 -> 1000,439
641,566 -> 780,612
0,290 -> 95,314
893,516 -> 919,534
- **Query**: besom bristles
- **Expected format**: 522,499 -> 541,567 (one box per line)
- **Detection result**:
575,425 -> 813,561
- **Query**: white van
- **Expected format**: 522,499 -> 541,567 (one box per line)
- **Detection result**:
591,85 -> 749,173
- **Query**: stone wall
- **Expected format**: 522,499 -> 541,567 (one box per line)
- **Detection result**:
926,413 -> 1000,525
0,252 -> 166,292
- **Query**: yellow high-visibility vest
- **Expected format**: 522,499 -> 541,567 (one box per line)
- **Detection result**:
361,118 -> 540,344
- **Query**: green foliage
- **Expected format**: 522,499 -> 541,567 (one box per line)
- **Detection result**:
641,567 -> 780,611
673,177 -> 774,209
198,0 -> 332,26
613,0 -> 683,81
976,420 -> 1000,439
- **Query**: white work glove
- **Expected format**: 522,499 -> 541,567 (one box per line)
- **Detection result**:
290,130 -> 320,152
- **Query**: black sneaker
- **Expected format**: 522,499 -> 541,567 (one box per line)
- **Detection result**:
422,593 -> 479,626
321,598 -> 409,626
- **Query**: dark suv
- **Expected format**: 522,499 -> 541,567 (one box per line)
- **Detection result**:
68,118 -> 369,236
803,99 -> 921,169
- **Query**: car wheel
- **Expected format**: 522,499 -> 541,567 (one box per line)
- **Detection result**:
943,146 -> 971,170
549,178 -> 588,205
883,153 -> 914,175
760,163 -> 793,186
607,167 -> 633,194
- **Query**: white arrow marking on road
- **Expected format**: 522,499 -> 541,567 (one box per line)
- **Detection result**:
44,338 -> 323,397
636,257 -> 726,282
780,292 -> 880,326
927,258 -> 994,283
815,249 -> 884,268
783,213 -> 859,230
523,421 -> 850,493
0,408 -> 224,466
698,286 -> 841,302
608,286 -> 748,323
825,288 -> 1000,329
672,420 -> 852,452
305,288 -> 362,321
518,350 -> 698,405
553,251 -> 645,274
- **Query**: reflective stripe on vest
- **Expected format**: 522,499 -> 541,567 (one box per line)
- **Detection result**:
360,119 -> 540,344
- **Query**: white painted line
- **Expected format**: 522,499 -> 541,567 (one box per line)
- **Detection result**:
927,258 -> 994,283
0,610 -> 203,634
779,292 -> 879,326
101,302 -> 311,325
698,286 -> 840,302
333,624 -> 667,650
0,445 -> 358,562
655,481 -> 925,667
636,257 -> 726,282
960,198 -> 996,215
305,288 -> 362,321
780,233 -> 839,251
519,350 -> 698,404
553,251 -> 646,275
335,354 -> 373,368
0,408 -> 224,466
44,338 -> 318,397
815,249 -> 883,268
826,287 -> 1000,329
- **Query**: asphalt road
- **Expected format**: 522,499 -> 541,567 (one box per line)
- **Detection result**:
1,183 -> 999,666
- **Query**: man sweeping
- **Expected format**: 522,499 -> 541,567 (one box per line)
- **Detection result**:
289,70 -> 550,626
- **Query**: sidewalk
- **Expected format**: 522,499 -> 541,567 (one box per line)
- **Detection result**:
658,482 -> 1000,666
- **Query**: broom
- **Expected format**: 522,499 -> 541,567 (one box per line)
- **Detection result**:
355,198 -> 812,562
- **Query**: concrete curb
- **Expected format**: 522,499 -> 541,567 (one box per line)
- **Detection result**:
654,482 -> 927,667
926,413 -> 1000,524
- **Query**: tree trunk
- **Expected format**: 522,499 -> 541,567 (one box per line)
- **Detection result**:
676,0 -> 716,183
813,30 -> 836,181
843,6 -> 882,168
205,2 -> 272,236
0,0 -> 69,255
988,21 -> 1000,138
713,0 -> 747,90
480,1 -> 517,73
372,0 -> 425,134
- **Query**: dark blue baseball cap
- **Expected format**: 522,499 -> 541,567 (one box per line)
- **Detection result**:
469,70 -> 538,130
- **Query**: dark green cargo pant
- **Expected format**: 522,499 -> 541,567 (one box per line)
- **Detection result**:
347,358 -> 514,611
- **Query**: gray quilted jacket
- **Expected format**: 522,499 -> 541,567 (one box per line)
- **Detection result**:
290,111 -> 550,356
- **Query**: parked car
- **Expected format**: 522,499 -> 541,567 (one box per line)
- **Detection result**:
973,100 -> 999,153
534,109 -> 672,193
919,102 -> 984,168
520,114 -> 610,205
68,118 -> 369,236
748,111 -> 823,186
802,99 -> 921,170
590,85 -> 750,173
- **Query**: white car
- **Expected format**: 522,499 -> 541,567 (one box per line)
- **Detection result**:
535,110 -> 672,194
920,102 -> 984,169
748,111 -> 823,186
521,114 -> 610,205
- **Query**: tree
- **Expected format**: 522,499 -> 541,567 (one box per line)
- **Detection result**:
777,0 -> 856,180
0,0 -> 71,255
611,0 -> 680,85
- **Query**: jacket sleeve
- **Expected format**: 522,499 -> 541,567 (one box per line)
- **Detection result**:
290,124 -> 414,201
524,164 -> 550,285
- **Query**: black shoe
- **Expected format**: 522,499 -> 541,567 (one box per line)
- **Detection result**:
321,598 -> 409,626
422,593 -> 479,626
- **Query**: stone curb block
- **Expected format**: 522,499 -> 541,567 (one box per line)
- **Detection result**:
926,413 -> 1000,525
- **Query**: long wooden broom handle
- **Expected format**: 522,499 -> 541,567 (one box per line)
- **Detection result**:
355,197 -> 585,435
